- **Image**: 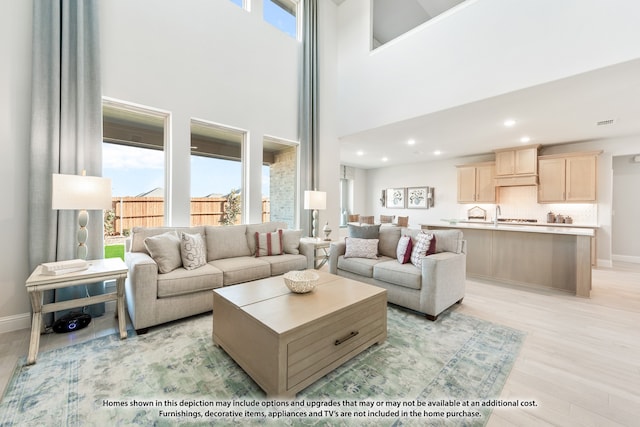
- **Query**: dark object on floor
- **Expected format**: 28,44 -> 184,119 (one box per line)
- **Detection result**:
53,312 -> 92,333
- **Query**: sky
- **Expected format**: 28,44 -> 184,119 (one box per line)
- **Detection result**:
103,143 -> 270,198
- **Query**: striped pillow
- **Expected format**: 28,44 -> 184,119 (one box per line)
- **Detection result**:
255,230 -> 284,257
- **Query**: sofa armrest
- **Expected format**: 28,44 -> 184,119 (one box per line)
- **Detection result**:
298,240 -> 316,270
124,251 -> 159,328
420,250 -> 467,314
328,241 -> 346,274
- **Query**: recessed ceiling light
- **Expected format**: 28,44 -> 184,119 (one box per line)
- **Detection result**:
433,150 -> 442,155
520,136 -> 530,143
407,139 -> 416,145
381,157 -> 388,162
504,119 -> 516,127
356,150 -> 364,156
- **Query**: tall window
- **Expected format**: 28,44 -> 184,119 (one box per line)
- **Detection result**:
264,0 -> 298,38
264,136 -> 298,228
190,119 -> 246,226
102,100 -> 168,258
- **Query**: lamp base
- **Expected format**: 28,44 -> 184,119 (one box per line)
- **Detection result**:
77,209 -> 89,260
311,209 -> 318,238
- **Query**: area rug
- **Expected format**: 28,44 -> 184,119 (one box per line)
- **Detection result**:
0,306 -> 524,426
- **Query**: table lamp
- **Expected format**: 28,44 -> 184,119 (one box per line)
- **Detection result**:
52,172 -> 112,259
304,190 -> 326,239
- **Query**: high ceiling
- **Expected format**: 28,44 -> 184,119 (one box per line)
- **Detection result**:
339,58 -> 640,169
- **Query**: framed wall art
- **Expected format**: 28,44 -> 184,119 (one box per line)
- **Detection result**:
385,188 -> 405,208
407,186 -> 429,209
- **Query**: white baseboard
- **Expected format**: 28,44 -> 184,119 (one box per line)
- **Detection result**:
612,254 -> 640,264
0,312 -> 31,334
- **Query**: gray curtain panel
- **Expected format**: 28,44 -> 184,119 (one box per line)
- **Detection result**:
299,0 -> 318,236
29,0 -> 105,321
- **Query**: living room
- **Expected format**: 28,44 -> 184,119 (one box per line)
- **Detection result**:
2,0 -> 640,425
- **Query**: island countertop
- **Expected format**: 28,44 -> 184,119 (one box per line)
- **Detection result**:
420,221 -> 596,237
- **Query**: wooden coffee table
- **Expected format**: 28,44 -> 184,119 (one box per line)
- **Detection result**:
212,271 -> 387,397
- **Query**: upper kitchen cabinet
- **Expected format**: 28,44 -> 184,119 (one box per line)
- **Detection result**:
457,162 -> 496,203
495,144 -> 540,176
494,145 -> 541,186
538,152 -> 601,203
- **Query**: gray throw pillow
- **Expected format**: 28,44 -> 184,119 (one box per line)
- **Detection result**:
144,231 -> 182,273
348,223 -> 381,239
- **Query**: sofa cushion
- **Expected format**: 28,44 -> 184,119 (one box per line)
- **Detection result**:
205,225 -> 250,260
373,261 -> 422,290
180,232 -> 207,270
246,222 -> 288,255
348,223 -> 381,239
131,226 -> 205,255
281,229 -> 302,255
344,237 -> 378,259
378,226 -> 401,258
209,257 -> 270,286
261,254 -> 307,276
255,230 -> 284,257
411,232 -> 435,268
337,255 -> 391,278
156,264 -> 223,298
144,231 -> 182,274
396,235 -> 413,264
431,229 -> 463,254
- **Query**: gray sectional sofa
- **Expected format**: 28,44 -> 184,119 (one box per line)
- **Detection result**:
329,226 -> 466,320
125,222 -> 314,332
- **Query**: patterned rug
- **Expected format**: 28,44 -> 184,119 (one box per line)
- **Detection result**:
0,306 -> 524,427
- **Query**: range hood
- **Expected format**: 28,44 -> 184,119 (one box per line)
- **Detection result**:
494,175 -> 538,187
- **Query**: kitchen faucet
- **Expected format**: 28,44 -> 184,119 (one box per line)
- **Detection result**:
494,204 -> 501,226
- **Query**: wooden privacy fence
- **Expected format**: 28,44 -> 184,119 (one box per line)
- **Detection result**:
108,197 -> 270,235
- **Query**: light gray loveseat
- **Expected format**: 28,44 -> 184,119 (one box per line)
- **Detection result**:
329,226 -> 466,320
125,222 -> 314,332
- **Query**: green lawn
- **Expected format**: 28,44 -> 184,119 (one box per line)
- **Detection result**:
105,244 -> 125,261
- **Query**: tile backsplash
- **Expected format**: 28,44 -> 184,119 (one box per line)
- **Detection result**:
458,186 -> 598,225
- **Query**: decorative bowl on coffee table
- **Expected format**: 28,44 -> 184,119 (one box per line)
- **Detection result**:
283,270 -> 319,293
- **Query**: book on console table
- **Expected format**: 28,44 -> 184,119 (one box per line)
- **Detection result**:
40,259 -> 89,276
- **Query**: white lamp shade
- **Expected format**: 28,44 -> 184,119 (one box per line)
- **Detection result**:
304,190 -> 326,210
52,173 -> 112,210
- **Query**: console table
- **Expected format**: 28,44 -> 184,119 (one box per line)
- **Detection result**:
25,258 -> 128,365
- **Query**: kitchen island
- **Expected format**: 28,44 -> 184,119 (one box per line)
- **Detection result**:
421,222 -> 596,297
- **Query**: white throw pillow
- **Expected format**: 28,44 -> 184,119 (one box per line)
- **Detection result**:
144,231 -> 182,273
396,235 -> 413,264
180,232 -> 207,270
344,237 -> 379,259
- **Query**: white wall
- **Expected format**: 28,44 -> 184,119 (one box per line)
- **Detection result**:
337,0 -> 640,137
100,0 -> 300,226
0,0 -> 33,331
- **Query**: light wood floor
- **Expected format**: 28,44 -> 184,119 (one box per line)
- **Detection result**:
1,263 -> 638,426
